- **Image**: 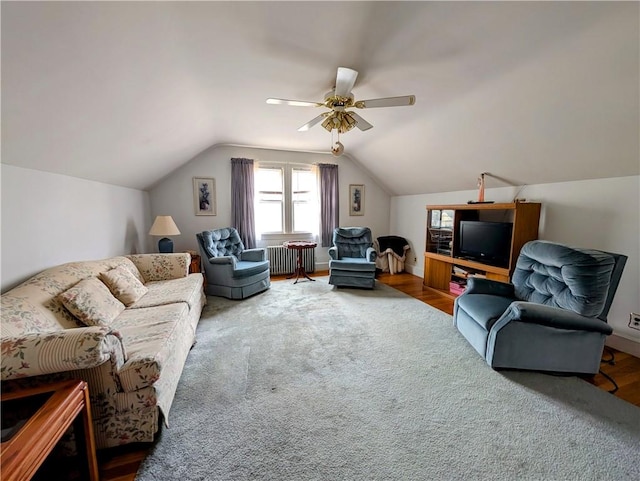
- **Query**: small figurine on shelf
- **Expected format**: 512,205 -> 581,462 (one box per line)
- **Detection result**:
477,172 -> 485,202
468,172 -> 494,204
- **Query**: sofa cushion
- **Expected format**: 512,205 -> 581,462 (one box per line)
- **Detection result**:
233,260 -> 270,279
128,275 -> 203,312
59,278 -> 126,327
113,303 -> 189,392
456,294 -> 514,331
3,256 -> 142,331
329,258 -> 376,272
100,266 -> 149,306
0,296 -> 64,336
126,253 -> 190,282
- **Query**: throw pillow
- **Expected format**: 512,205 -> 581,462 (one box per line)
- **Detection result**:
100,266 -> 148,306
59,277 -> 125,327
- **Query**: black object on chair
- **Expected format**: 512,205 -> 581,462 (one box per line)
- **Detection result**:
376,235 -> 410,274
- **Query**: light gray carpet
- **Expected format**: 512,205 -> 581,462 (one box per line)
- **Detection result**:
136,278 -> 640,480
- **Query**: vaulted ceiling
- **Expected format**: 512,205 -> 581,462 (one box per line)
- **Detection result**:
2,2 -> 638,195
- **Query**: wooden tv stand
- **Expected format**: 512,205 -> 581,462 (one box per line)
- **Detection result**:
423,202 -> 541,299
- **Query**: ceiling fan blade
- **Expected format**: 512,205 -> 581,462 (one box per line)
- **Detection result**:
350,112 -> 373,131
266,98 -> 323,107
334,67 -> 358,97
298,114 -> 326,132
356,95 -> 416,108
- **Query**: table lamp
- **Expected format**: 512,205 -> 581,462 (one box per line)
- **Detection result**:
149,215 -> 181,253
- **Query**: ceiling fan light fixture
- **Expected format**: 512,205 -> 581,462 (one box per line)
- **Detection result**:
321,111 -> 357,134
321,117 -> 334,132
341,112 -> 357,133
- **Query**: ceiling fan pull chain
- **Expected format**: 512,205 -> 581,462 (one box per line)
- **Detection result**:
331,129 -> 344,157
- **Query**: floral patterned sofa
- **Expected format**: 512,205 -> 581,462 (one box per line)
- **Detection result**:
1,253 -> 206,449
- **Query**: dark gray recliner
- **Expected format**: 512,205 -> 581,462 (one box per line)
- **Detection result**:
196,227 -> 270,299
328,227 -> 376,289
453,240 -> 627,375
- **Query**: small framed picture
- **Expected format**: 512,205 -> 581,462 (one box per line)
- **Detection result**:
193,177 -> 216,216
349,184 -> 364,216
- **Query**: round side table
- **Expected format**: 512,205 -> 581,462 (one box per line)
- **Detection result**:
283,241 -> 317,284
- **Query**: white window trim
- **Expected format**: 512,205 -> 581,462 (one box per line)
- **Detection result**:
255,162 -> 318,243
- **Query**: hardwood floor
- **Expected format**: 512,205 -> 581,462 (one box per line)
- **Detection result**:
90,272 -> 640,480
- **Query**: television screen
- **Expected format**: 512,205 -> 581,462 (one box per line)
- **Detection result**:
458,221 -> 513,267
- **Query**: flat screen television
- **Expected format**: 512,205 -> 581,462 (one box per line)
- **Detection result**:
458,221 -> 513,268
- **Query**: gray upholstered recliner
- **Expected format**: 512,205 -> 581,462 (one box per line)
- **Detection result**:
453,240 -> 627,375
328,227 -> 377,289
196,227 -> 270,299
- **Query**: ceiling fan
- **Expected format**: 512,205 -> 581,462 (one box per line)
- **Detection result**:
266,67 -> 416,135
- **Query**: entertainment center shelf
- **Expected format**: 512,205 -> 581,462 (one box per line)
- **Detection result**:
423,202 -> 541,299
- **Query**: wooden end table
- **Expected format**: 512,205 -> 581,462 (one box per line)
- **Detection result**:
188,252 -> 207,287
283,241 -> 317,284
188,253 -> 201,274
1,379 -> 99,481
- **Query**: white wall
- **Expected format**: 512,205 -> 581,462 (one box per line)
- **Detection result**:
148,144 -> 391,269
391,175 -> 640,345
1,165 -> 150,292
7,157 -> 634,346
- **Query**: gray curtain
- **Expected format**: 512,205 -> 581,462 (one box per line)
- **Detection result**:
319,163 -> 339,247
231,158 -> 256,248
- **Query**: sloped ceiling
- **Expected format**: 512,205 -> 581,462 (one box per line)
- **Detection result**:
1,1 -> 638,195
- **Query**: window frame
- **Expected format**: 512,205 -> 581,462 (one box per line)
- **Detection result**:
255,162 -> 317,242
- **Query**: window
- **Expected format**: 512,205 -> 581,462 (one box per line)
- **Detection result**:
255,167 -> 284,235
292,168 -> 316,233
255,163 -> 318,238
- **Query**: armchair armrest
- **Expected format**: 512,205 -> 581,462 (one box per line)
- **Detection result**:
1,326 -> 126,381
329,246 -> 338,260
495,301 -> 613,335
465,277 -> 515,298
207,256 -> 236,266
127,253 -> 190,282
366,247 -> 376,262
240,248 -> 267,262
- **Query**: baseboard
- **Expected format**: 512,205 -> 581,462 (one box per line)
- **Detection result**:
316,261 -> 329,272
606,334 -> 640,358
405,264 -> 420,277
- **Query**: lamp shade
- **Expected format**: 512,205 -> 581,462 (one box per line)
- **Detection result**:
149,216 -> 181,236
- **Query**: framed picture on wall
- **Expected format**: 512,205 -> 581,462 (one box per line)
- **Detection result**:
349,184 -> 364,216
193,177 -> 216,216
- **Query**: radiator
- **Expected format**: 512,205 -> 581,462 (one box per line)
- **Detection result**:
267,245 -> 315,275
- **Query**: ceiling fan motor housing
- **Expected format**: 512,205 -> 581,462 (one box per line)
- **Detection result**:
324,91 -> 354,110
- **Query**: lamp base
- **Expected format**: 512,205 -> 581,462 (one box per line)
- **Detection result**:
158,237 -> 174,253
